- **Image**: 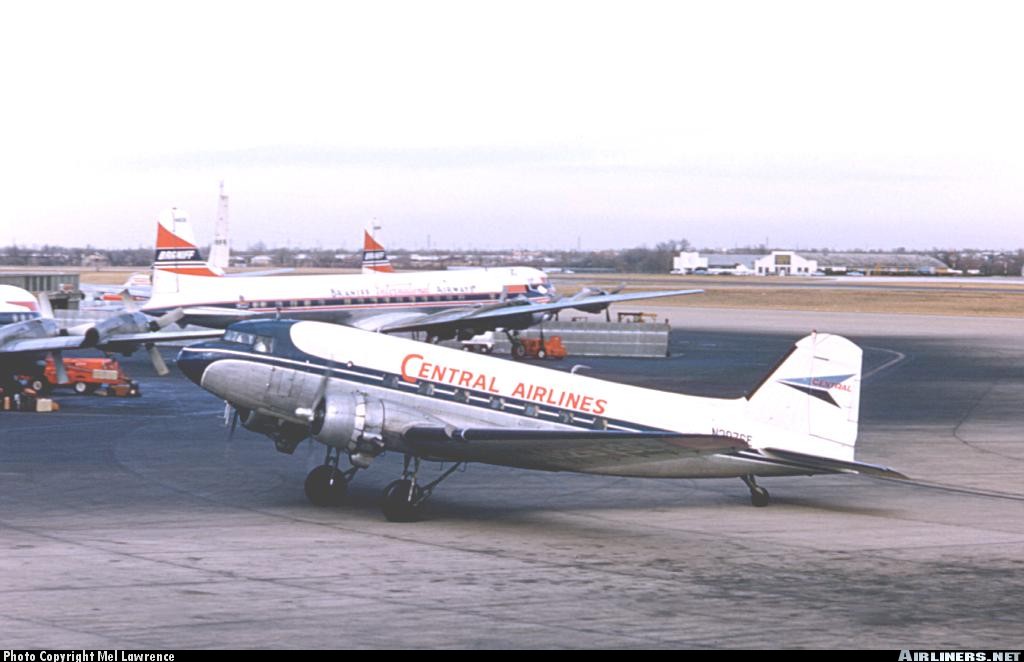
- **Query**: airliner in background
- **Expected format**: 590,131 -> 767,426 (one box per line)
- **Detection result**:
142,209 -> 701,340
0,284 -> 219,386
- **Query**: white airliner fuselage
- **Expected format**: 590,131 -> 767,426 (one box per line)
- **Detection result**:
144,266 -> 555,329
178,319 -> 902,521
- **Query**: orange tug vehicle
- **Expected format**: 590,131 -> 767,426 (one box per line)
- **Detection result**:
510,334 -> 568,360
28,357 -> 141,397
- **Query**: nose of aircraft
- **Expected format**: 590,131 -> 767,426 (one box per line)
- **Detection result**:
176,345 -> 217,385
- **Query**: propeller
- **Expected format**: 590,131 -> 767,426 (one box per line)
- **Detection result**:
120,290 -> 139,313
145,343 -> 169,376
149,307 -> 186,332
51,350 -> 70,384
37,291 -> 56,319
223,401 -> 239,439
143,307 -> 185,375
296,360 -> 332,426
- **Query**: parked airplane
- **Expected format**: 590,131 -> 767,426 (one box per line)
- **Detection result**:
178,318 -> 905,521
143,208 -> 700,339
0,284 -> 220,389
79,272 -> 152,308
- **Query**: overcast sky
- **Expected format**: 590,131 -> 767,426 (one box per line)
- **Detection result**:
1,1 -> 1021,252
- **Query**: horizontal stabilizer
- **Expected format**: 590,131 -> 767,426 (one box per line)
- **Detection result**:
756,447 -> 907,480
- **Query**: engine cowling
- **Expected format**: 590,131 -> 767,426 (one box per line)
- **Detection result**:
310,393 -> 386,468
76,312 -> 155,347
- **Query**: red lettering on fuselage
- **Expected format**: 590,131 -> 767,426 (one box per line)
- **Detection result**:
401,353 -> 425,383
399,353 -> 609,414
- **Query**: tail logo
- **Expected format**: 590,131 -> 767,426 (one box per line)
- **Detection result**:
156,249 -> 201,262
777,374 -> 855,407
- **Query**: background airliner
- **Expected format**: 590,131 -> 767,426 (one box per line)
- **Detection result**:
142,209 -> 701,339
0,284 -> 219,387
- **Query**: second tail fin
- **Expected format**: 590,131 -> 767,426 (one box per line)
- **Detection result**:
151,208 -> 223,296
361,229 -> 394,274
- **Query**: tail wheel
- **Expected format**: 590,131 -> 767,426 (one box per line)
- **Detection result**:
750,486 -> 771,507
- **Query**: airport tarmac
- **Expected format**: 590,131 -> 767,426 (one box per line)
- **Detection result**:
1,307 -> 1022,648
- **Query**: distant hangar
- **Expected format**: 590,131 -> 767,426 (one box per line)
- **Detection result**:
672,250 -> 951,276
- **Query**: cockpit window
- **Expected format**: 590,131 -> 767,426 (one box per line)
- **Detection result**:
224,330 -> 256,345
224,329 -> 273,353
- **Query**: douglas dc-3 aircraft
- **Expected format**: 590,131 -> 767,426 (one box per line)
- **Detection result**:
178,318 -> 905,521
142,209 -> 700,338
0,284 -> 220,388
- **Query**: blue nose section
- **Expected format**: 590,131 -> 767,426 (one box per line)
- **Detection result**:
177,345 -> 218,385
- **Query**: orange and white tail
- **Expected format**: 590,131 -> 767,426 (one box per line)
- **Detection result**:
151,208 -> 223,296
361,229 -> 394,274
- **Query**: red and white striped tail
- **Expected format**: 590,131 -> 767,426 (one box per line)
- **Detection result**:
153,209 -> 222,277
361,229 -> 395,274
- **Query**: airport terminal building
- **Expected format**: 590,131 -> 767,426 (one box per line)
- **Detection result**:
672,250 -> 950,276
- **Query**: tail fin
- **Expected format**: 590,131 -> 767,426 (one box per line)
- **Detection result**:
746,333 -> 862,462
151,208 -> 223,296
361,229 -> 394,274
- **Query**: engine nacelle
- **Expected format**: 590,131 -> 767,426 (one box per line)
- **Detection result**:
239,408 -> 278,434
311,393 -> 386,467
78,312 -> 155,347
0,317 -> 61,344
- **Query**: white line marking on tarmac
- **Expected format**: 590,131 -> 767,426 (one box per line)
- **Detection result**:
862,346 -> 906,381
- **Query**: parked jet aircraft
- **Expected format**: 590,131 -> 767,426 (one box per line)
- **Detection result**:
142,209 -> 700,338
0,284 -> 220,388
178,318 -> 905,521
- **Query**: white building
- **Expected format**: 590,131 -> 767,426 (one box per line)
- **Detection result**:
752,251 -> 818,276
671,251 -> 707,274
671,252 -> 762,276
672,249 -> 950,276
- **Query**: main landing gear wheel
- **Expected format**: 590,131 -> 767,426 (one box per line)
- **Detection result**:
382,479 -> 423,522
741,474 -> 771,507
304,465 -> 348,507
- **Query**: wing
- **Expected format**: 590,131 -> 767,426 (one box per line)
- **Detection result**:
377,289 -> 703,336
95,329 -> 224,353
401,426 -> 745,474
0,335 -> 89,354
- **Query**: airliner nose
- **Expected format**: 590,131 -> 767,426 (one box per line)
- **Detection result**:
177,345 -> 217,385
